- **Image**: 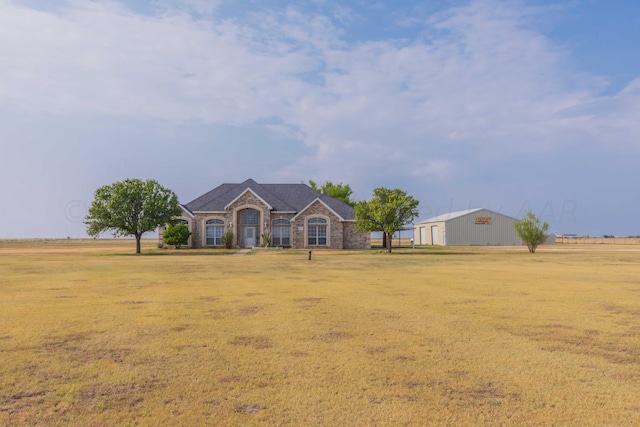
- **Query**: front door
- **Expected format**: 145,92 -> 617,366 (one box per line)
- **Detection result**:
244,227 -> 256,247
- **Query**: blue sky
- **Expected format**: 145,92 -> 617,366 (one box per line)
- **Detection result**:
1,0 -> 639,238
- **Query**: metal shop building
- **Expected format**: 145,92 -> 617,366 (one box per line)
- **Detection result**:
413,208 -> 544,246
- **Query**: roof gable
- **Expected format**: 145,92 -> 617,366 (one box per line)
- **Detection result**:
224,188 -> 274,210
416,208 -> 483,224
415,208 -> 518,224
291,198 -> 346,221
180,204 -> 194,218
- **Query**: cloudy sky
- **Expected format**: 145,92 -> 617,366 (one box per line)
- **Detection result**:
1,0 -> 639,238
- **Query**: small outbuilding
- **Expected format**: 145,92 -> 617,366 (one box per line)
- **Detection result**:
414,208 -> 553,246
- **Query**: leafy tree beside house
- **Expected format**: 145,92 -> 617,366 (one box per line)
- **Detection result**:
514,211 -> 549,253
308,180 -> 357,207
163,223 -> 191,249
355,187 -> 419,252
85,178 -> 182,254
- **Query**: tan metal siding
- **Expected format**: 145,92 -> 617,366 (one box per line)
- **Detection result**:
414,221 -> 446,245
446,209 -> 522,245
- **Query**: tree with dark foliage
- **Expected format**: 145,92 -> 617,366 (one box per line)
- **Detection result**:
355,187 -> 419,252
85,179 -> 181,254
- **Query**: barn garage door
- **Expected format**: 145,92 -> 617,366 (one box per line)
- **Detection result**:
431,226 -> 438,245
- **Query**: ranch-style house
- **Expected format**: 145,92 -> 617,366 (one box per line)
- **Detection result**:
160,179 -> 370,250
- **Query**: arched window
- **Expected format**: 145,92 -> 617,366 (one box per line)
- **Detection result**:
240,210 -> 259,225
308,218 -> 327,246
205,218 -> 224,246
272,218 -> 290,246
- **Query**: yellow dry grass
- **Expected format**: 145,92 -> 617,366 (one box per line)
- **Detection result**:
1,240 -> 639,426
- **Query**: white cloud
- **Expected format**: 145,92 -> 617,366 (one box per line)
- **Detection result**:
0,0 -> 317,123
1,0 -> 640,237
2,0 -> 637,157
168,0 -> 221,16
412,160 -> 455,181
553,78 -> 640,147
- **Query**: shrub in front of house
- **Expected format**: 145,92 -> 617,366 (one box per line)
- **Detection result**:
222,231 -> 234,249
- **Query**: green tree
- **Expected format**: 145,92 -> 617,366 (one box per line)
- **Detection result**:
355,187 -> 419,252
163,223 -> 191,249
308,180 -> 356,206
514,211 -> 549,253
85,178 -> 182,254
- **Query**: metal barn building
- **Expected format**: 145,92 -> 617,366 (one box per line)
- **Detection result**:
413,208 -> 525,246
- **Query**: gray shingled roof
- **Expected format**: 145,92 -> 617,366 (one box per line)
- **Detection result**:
184,178 -> 355,220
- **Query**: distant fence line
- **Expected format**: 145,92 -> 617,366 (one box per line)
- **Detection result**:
375,237 -> 640,246
556,237 -> 640,245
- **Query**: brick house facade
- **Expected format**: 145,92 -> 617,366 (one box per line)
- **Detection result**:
160,179 -> 370,250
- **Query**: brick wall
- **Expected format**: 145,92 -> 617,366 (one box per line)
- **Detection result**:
289,200 -> 369,249
343,222 -> 371,249
226,192 -> 271,248
163,194 -> 370,250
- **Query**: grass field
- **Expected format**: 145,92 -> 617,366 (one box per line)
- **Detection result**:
1,240 -> 640,426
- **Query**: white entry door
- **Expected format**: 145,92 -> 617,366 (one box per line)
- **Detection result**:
420,227 -> 427,245
244,227 -> 256,247
431,226 -> 439,245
